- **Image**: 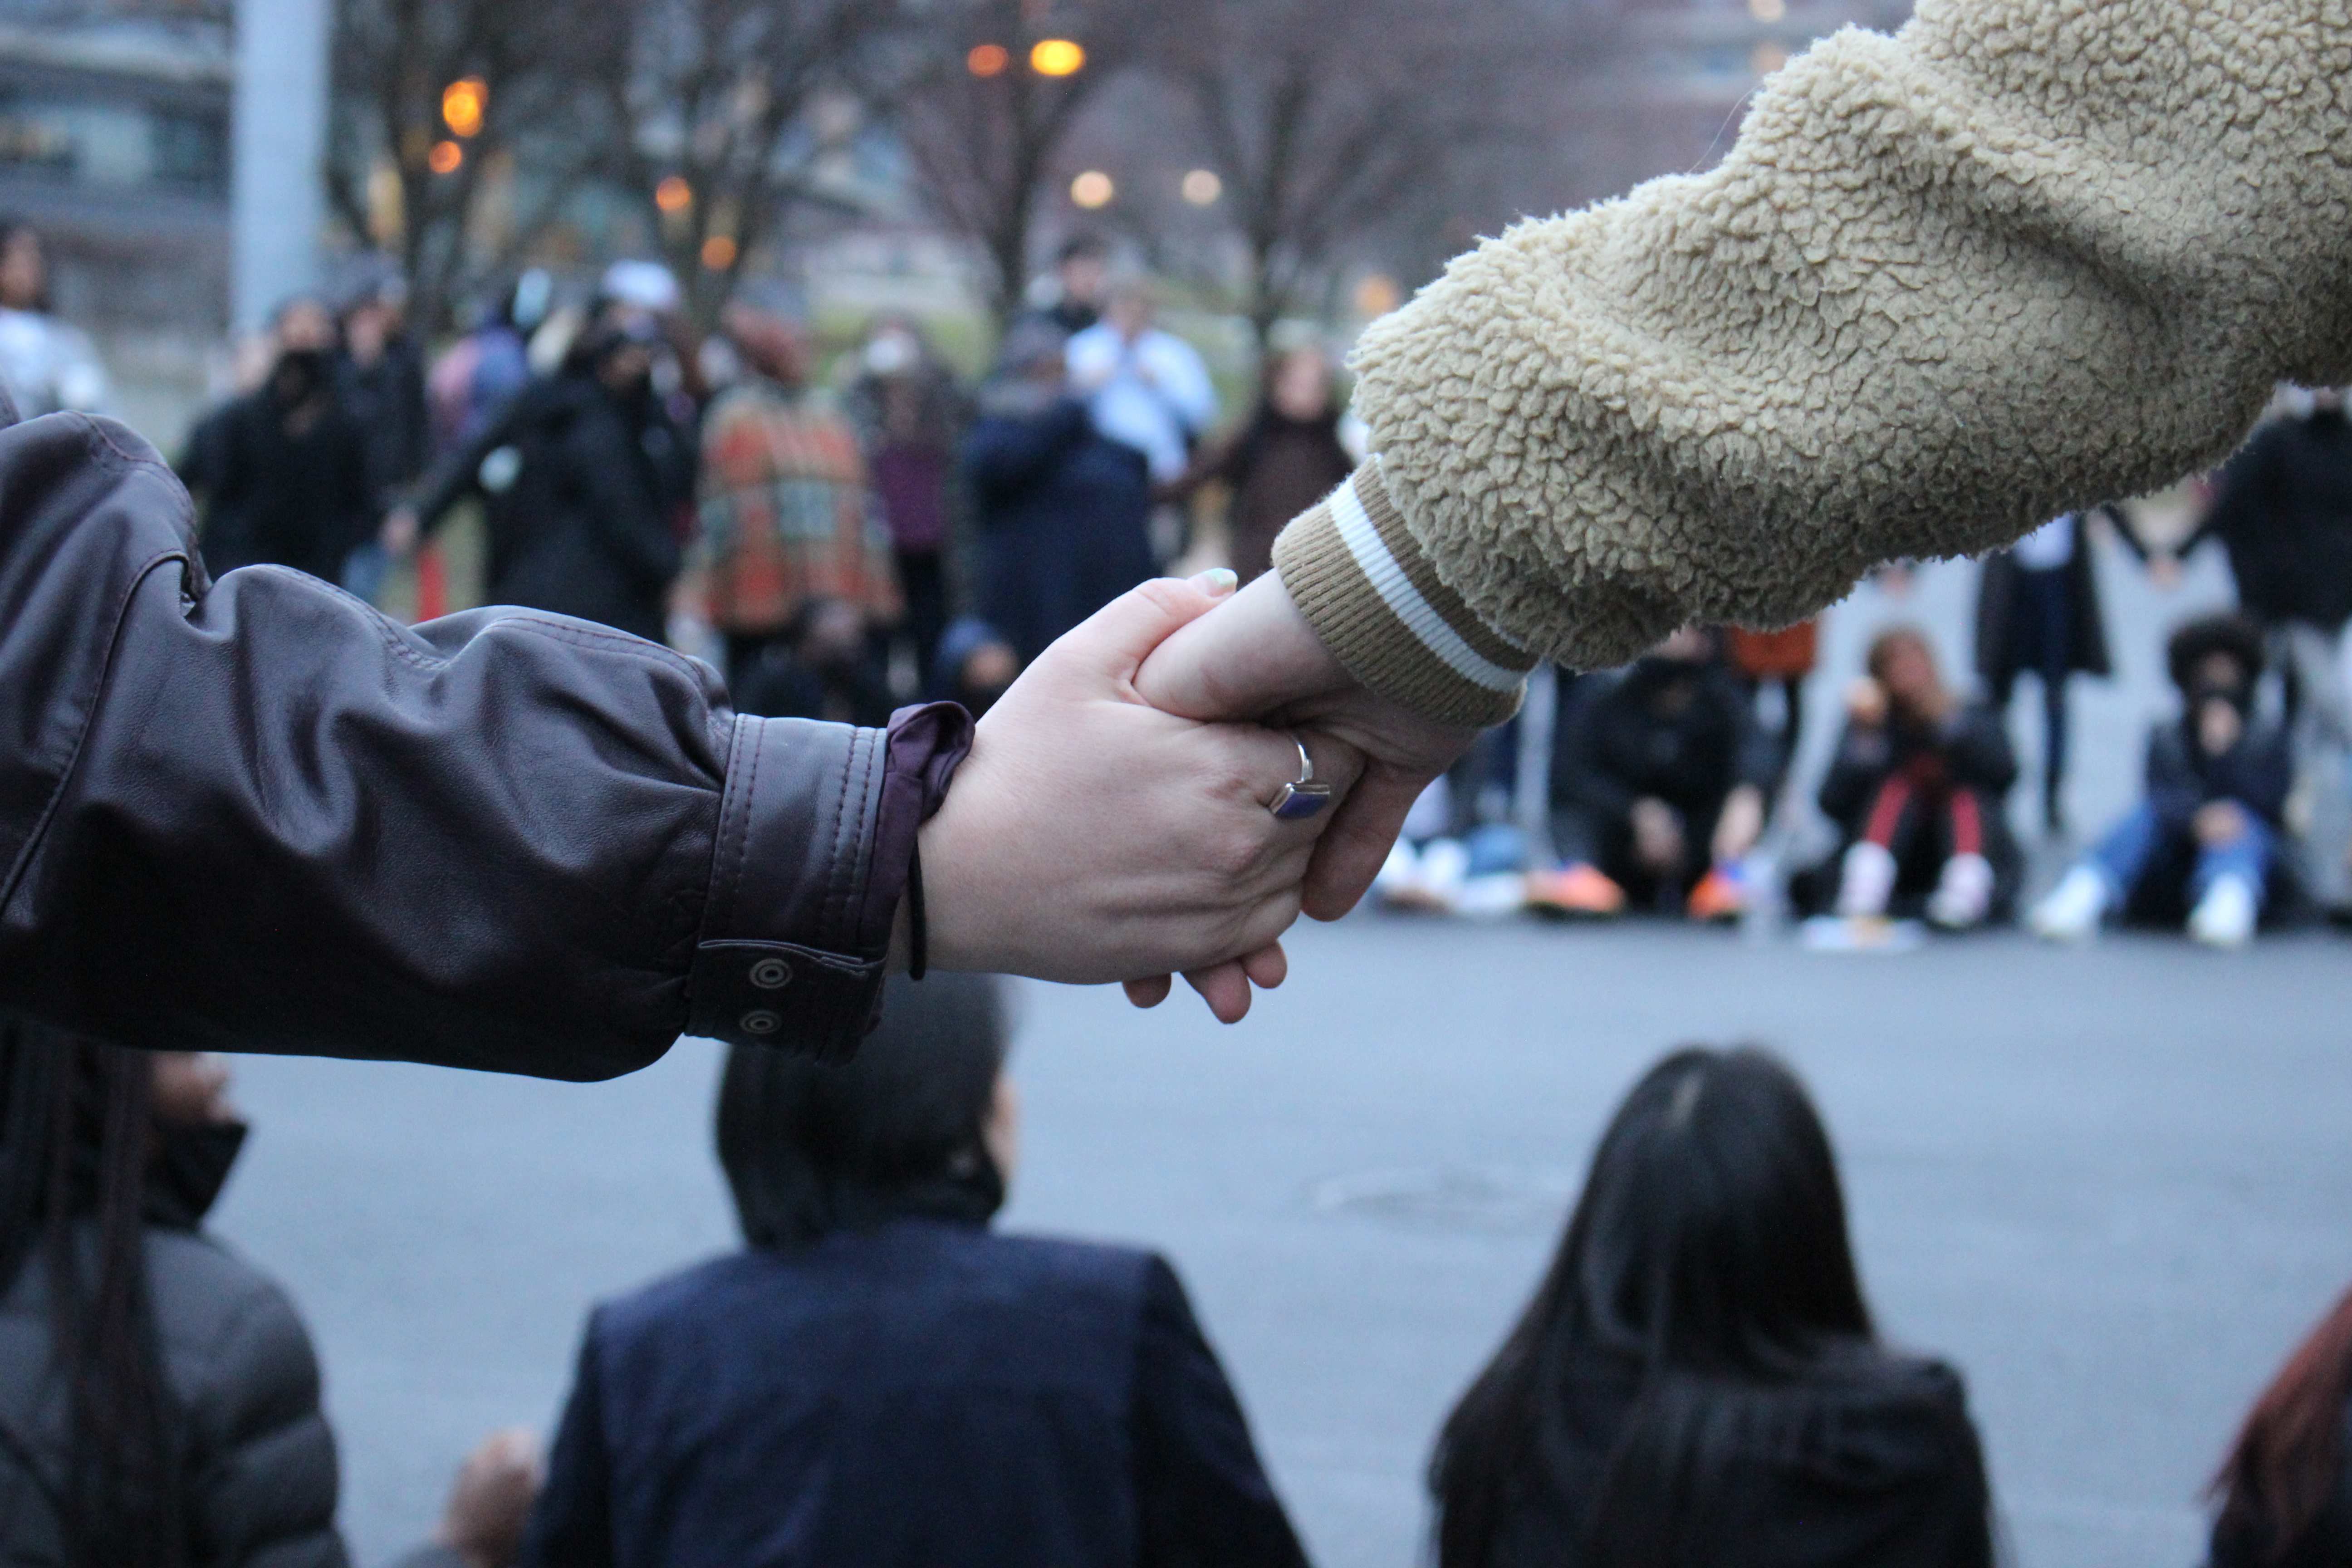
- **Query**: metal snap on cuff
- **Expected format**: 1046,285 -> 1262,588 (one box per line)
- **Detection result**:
749,957 -> 793,990
740,1009 -> 783,1037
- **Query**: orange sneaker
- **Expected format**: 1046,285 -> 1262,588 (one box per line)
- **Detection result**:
1686,865 -> 1746,923
1526,862 -> 1626,918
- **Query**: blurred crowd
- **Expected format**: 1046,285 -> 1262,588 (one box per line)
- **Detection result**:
125,232 -> 1358,757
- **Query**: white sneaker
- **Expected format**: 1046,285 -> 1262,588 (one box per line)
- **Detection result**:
1373,841 -> 1422,905
1835,841 -> 1898,918
2188,874 -> 2258,949
1927,852 -> 1994,930
2029,865 -> 2109,942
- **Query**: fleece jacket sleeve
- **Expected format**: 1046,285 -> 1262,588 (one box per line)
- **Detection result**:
1275,0 -> 2352,724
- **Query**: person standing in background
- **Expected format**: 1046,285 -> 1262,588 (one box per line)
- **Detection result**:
846,316 -> 966,682
0,219 -> 109,418
392,312 -> 691,643
335,267 -> 430,603
1973,509 -> 2117,836
1033,232 -> 1109,336
687,288 -> 897,690
428,270 -> 553,456
1724,619 -> 1818,808
180,295 -> 374,584
1170,346 -> 1354,587
1066,279 -> 1216,490
965,319 -> 1156,662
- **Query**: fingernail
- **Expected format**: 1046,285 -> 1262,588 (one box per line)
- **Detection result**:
1190,567 -> 1238,598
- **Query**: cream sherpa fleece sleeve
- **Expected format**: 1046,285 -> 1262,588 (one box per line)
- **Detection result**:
1274,0 -> 2352,725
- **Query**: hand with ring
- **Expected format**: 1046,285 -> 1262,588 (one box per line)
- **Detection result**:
916,572 -> 1366,1023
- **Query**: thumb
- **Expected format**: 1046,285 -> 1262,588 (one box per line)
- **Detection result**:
1032,570 -> 1238,691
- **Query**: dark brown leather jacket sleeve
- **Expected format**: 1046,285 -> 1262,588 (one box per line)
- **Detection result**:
0,412 -> 893,1078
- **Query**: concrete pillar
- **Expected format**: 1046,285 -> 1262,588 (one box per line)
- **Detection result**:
231,0 -> 331,330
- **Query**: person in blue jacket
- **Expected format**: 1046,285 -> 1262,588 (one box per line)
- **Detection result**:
522,970 -> 1312,1568
965,319 -> 1157,663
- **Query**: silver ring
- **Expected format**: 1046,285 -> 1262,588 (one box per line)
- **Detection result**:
1268,731 -> 1334,820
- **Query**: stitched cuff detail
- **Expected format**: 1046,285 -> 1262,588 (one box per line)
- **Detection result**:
1272,459 -> 1534,727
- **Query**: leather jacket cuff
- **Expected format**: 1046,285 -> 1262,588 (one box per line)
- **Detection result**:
686,706 -> 973,1063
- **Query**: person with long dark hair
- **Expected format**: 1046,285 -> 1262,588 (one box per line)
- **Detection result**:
523,972 -> 1308,1568
1429,1047 -> 1992,1568
0,1025 -> 343,1567
2208,1287 -> 2352,1568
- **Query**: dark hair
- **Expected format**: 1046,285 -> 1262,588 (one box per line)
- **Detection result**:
1058,233 -> 1109,265
1430,1046 -> 1882,1568
2211,1287 -> 2352,1562
0,1023 -> 185,1567
2169,613 -> 2266,696
716,973 -> 1009,1248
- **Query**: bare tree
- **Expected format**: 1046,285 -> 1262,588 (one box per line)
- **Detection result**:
328,0 -> 622,334
596,0 -> 907,327
894,0 -> 1161,331
1157,0 -> 1592,356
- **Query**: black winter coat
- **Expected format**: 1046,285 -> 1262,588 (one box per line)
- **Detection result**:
1816,706 -> 2019,834
965,393 -> 1155,662
336,339 -> 430,504
1552,657 -> 1779,824
524,1218 -> 1308,1568
411,372 -> 691,643
1485,1352 -> 1991,1568
181,375 -> 373,585
0,1227 -> 345,1568
2145,713 -> 2292,833
2191,408 -> 2352,628
3,409 -> 957,1072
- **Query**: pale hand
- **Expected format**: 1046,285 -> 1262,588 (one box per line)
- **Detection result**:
436,1427 -> 541,1568
917,573 -> 1365,1023
1131,569 -> 1483,926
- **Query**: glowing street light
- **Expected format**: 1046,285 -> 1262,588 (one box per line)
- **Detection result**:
1180,169 -> 1221,206
655,175 -> 693,213
441,77 -> 487,138
427,139 -> 464,176
1029,38 -> 1085,76
701,235 -> 739,271
1069,170 -> 1113,208
1748,0 -> 1785,19
966,43 -> 1009,76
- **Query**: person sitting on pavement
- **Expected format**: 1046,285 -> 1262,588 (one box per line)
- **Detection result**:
2204,1283 -> 2352,1568
523,972 -> 1310,1568
1800,627 -> 2020,930
0,1027 -> 344,1566
1526,626 -> 1774,921
730,593 -> 899,730
1428,1045 -> 1994,1568
927,615 -> 1021,717
2031,615 -> 2290,949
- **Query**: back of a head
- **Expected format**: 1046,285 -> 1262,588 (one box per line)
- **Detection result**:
1433,1047 -> 1897,1568
2211,1286 -> 2352,1565
717,973 -> 1008,1249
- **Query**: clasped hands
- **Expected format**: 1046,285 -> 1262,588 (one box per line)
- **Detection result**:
914,570 -> 1480,1022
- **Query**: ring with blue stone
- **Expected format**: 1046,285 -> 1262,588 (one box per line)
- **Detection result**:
1268,732 -> 1334,820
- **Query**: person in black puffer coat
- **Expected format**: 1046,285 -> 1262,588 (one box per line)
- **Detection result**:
392,315 -> 692,643
0,1027 -> 343,1568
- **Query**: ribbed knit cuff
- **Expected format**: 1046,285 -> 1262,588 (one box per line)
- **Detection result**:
1272,459 -> 1536,728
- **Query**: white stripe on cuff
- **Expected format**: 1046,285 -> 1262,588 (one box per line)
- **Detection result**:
1328,473 -> 1528,693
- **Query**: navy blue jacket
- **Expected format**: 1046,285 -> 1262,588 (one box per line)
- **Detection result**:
523,1218 -> 1308,1568
964,395 -> 1155,663
2146,714 -> 2292,832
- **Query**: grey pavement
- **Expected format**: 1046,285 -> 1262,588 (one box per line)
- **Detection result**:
205,532 -> 2348,1568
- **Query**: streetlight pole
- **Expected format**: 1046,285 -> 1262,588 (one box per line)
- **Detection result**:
231,0 -> 330,330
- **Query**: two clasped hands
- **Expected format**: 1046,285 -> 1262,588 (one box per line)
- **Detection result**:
911,566 -> 1482,1022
